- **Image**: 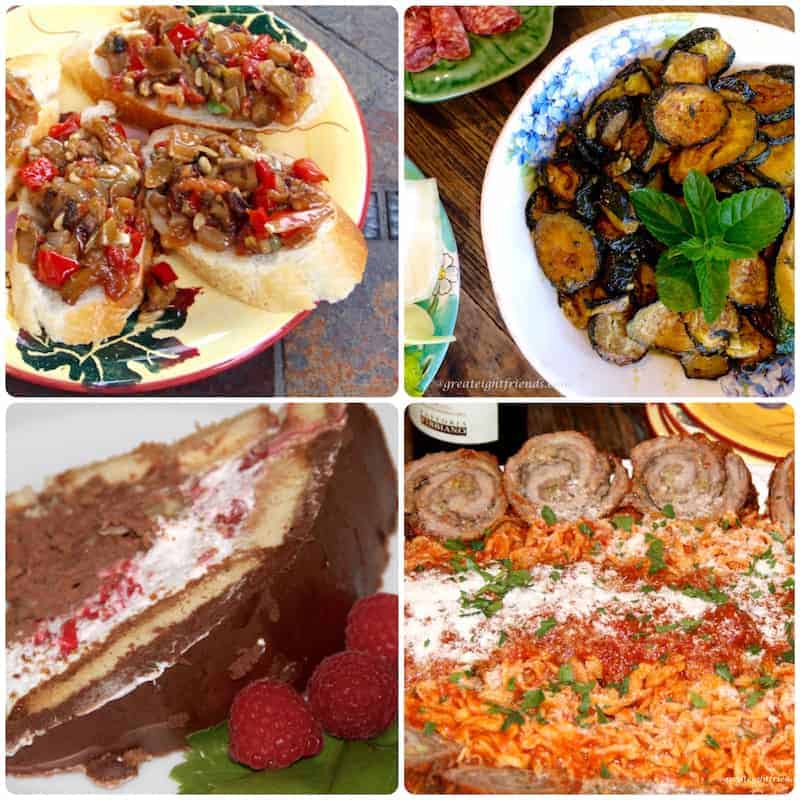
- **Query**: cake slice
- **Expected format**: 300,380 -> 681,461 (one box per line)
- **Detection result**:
6,403 -> 396,785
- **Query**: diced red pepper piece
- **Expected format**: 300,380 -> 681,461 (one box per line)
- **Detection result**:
248,207 -> 270,239
248,34 -> 274,60
19,156 -> 58,190
59,619 -> 78,657
291,158 -> 327,184
179,74 -> 204,105
129,49 -> 145,71
291,51 -> 314,77
36,249 -> 80,288
105,245 -> 139,275
128,228 -> 144,258
112,121 -> 128,139
253,159 -> 277,210
151,261 -> 178,285
166,21 -> 198,55
241,56 -> 261,82
48,113 -> 81,140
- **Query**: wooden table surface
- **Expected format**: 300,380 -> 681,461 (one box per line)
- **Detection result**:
8,6 -> 398,398
405,5 -> 793,397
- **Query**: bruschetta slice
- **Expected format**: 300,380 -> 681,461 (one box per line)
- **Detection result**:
63,6 -> 325,133
142,125 -> 366,313
6,54 -> 60,199
10,103 -> 149,344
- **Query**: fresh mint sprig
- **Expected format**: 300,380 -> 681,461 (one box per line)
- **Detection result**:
630,170 -> 787,323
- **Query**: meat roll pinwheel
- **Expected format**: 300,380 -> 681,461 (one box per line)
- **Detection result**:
502,432 -> 629,522
627,434 -> 756,519
768,452 -> 794,534
405,450 -> 507,541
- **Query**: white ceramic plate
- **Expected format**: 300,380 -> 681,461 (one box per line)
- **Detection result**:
6,403 -> 398,794
482,13 -> 794,398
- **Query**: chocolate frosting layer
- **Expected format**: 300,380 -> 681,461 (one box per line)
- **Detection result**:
7,404 -> 396,783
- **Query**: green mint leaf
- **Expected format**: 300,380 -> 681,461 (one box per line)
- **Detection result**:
682,170 -> 720,238
719,187 -> 787,252
630,188 -> 694,246
695,258 -> 729,323
541,506 -> 557,525
706,238 -> 758,261
655,251 -> 700,312
674,236 -> 709,263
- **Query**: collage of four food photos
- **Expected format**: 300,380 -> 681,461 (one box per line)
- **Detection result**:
3,2 -> 796,797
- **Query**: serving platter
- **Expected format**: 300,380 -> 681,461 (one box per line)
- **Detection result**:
404,157 -> 460,395
5,5 -> 370,393
482,13 -> 794,398
404,6 -> 553,104
6,402 -> 398,793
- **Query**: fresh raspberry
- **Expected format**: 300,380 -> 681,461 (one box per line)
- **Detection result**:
307,651 -> 397,740
345,592 -> 398,663
228,679 -> 322,769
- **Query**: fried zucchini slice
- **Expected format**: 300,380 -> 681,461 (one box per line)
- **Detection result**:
771,215 -> 794,353
598,181 -> 639,235
760,117 -> 794,145
729,255 -> 768,308
733,66 -> 794,121
622,118 -> 652,163
713,75 -> 757,104
664,51 -> 709,85
751,140 -> 794,187
666,28 -> 735,78
533,212 -> 600,293
669,102 -> 758,182
628,301 -> 694,353
525,187 -> 554,230
545,160 -> 584,202
587,64 -> 653,115
634,262 -> 658,307
588,312 -> 648,365
726,315 -> 776,362
559,286 -> 594,329
680,351 -> 730,379
638,138 -> 672,173
646,84 -> 729,147
684,303 -> 741,352
740,138 -> 771,168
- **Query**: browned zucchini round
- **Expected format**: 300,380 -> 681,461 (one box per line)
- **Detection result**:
680,351 -> 730,379
713,75 -> 757,104
726,316 -> 776,362
669,102 -> 758,182
545,160 -> 584,202
729,255 -> 768,308
751,140 -> 794,187
732,66 -> 794,122
533,212 -> 600,293
663,51 -> 709,85
588,312 -> 648,365
628,301 -> 694,353
666,28 -> 735,78
760,118 -> 794,145
524,187 -> 553,230
740,138 -> 771,168
684,303 -> 741,353
646,84 -> 730,147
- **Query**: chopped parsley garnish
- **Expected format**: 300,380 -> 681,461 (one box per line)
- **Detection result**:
520,689 -> 545,711
558,663 -> 574,683
608,674 -> 631,697
645,533 -> 667,574
449,671 -> 464,684
595,705 -> 611,724
678,763 -> 690,775
640,585 -> 656,594
549,569 -> 562,582
757,673 -> 779,689
745,690 -> 764,708
579,522 -> 594,537
746,546 -> 776,577
714,663 -> 734,683
507,677 -> 517,691
469,539 -> 486,551
488,703 -> 525,732
680,585 -> 729,604
679,618 -> 702,632
498,630 -> 508,646
600,763 -> 612,779
689,692 -> 707,708
662,503 -> 676,519
782,577 -> 794,590
655,622 -> 678,633
746,644 -> 762,655
541,505 -> 557,525
459,562 -> 531,617
423,721 -> 437,736
635,712 -> 651,723
612,514 -> 634,532
443,538 -> 466,552
769,530 -> 785,543
535,617 -> 557,638
705,734 -> 721,750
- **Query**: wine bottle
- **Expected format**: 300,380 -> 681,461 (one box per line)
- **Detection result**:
407,403 -> 529,462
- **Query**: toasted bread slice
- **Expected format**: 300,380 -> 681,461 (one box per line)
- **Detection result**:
10,104 -> 147,345
62,24 -> 326,133
6,54 -> 61,199
143,126 -> 367,313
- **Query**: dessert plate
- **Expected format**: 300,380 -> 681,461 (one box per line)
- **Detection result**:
482,13 -> 794,398
404,6 -> 553,104
5,5 -> 370,393
6,403 -> 398,794
404,157 -> 460,395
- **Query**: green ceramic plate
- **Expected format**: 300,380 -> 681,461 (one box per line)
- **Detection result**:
405,7 -> 554,104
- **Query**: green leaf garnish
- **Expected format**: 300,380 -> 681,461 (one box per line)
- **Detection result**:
541,506 -> 557,525
631,170 -> 787,324
662,504 -> 676,519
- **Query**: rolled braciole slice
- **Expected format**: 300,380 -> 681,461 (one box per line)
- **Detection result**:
627,434 -> 756,519
404,450 -> 507,540
768,451 -> 794,534
502,432 -> 629,522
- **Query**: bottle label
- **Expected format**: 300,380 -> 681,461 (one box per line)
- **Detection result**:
409,404 -> 498,445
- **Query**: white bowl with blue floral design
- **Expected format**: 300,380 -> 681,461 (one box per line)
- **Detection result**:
481,13 -> 794,398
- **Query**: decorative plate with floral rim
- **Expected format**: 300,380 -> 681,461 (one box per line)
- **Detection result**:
404,7 -> 554,104
5,5 -> 370,393
404,157 -> 460,396
482,13 -> 794,398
